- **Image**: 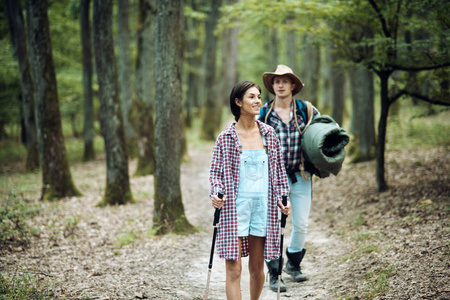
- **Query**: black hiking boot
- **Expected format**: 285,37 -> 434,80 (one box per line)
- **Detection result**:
284,248 -> 307,282
265,258 -> 286,292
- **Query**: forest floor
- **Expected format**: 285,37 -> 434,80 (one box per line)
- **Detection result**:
0,133 -> 449,299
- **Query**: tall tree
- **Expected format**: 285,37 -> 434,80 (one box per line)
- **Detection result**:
328,43 -> 346,126
5,0 -> 39,171
200,0 -> 222,140
153,0 -> 195,235
117,0 -> 135,154
93,0 -> 133,206
349,65 -> 375,162
134,0 -> 155,176
184,0 -> 205,127
80,0 -> 95,161
302,34 -> 321,107
25,0 -> 81,200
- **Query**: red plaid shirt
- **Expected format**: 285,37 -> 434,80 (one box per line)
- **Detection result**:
209,120 -> 289,261
260,99 -> 320,173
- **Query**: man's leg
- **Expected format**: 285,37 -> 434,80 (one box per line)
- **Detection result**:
286,172 -> 312,281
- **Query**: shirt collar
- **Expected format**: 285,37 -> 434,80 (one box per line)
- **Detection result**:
223,120 -> 270,137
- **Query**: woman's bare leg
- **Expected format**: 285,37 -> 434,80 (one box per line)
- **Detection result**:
226,238 -> 242,300
248,235 -> 266,300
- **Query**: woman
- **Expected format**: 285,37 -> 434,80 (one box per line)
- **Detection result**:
209,80 -> 291,299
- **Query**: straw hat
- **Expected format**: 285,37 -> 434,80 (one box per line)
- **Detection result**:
262,64 -> 304,96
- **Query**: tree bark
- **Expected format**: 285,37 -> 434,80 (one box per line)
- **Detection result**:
134,0 -> 155,176
376,71 -> 391,192
200,0 -> 222,140
93,0 -> 133,206
25,0 -> 81,200
184,0 -> 203,127
5,0 -> 39,172
153,0 -> 195,235
80,0 -> 95,162
117,0 -> 136,153
329,47 -> 346,125
302,34 -> 321,105
349,65 -> 376,162
226,14 -> 239,97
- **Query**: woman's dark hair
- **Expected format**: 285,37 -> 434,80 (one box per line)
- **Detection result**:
229,81 -> 261,121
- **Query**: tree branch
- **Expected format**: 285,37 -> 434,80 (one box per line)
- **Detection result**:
389,61 -> 450,72
367,0 -> 391,38
390,90 -> 450,106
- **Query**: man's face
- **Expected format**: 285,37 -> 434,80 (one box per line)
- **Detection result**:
272,75 -> 295,97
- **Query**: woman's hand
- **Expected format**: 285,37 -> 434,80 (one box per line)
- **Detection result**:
211,193 -> 225,209
278,199 -> 291,215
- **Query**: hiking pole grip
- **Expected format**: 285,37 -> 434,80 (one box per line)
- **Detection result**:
281,195 -> 288,228
213,191 -> 224,226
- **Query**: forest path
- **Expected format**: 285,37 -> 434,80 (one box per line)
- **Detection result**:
1,124 -> 448,299
182,141 -> 346,299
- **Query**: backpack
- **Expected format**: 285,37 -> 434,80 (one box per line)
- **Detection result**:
260,99 -> 314,180
260,99 -> 313,134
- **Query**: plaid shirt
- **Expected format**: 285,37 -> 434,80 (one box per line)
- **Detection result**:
259,99 -> 320,173
209,120 -> 289,261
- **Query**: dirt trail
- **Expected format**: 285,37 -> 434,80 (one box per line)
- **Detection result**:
1,133 -> 449,299
182,142 -> 347,299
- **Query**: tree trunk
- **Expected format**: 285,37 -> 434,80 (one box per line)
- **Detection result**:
117,0 -> 136,156
154,0 -> 195,235
321,45 -> 334,115
219,25 -> 229,106
93,0 -> 133,206
134,0 -> 155,176
329,48 -> 346,125
376,71 -> 391,192
25,0 -> 81,200
200,0 -> 222,140
286,29 -> 297,71
184,0 -> 204,127
302,34 -> 321,105
226,13 -> 239,97
5,0 -> 39,172
349,65 -> 375,162
80,0 -> 95,162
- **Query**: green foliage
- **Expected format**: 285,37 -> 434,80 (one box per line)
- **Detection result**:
361,267 -> 393,299
0,192 -> 41,247
0,40 -> 21,132
0,140 -> 27,163
0,271 -> 51,300
62,214 -> 80,239
387,103 -> 450,150
114,230 -> 138,248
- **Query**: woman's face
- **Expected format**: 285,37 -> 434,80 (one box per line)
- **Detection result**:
272,75 -> 295,97
236,86 -> 261,118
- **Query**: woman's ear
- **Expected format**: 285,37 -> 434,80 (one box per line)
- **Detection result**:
235,98 -> 241,107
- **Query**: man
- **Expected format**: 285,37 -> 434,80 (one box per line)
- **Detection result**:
259,64 -> 320,292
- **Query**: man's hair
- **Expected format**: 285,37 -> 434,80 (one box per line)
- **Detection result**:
229,81 -> 261,122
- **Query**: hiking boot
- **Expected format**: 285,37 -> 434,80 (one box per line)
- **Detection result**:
265,258 -> 286,292
285,248 -> 307,282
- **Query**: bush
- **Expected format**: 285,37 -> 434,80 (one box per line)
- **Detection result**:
0,192 -> 41,248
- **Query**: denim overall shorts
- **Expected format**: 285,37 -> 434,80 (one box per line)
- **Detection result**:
236,135 -> 269,237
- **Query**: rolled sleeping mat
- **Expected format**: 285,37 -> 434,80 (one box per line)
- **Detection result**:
301,115 -> 350,178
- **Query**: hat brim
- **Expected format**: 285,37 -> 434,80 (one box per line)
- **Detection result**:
262,72 -> 304,96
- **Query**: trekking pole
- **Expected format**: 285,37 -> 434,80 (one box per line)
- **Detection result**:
204,191 -> 224,300
277,195 -> 288,300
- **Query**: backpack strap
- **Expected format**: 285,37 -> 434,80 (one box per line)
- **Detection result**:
293,100 -> 313,181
